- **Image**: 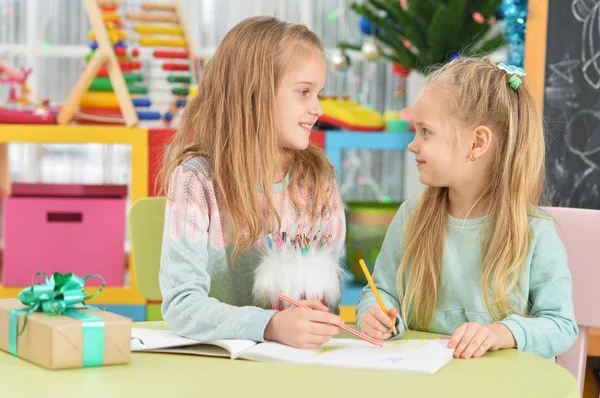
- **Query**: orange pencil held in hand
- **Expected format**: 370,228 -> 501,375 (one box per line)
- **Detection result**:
359,259 -> 398,336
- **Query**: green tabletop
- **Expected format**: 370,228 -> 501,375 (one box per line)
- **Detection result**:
0,321 -> 579,398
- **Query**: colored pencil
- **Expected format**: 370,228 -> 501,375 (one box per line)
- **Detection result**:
359,259 -> 398,336
276,293 -> 382,347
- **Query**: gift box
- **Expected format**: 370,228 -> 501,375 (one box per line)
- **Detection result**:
0,272 -> 132,370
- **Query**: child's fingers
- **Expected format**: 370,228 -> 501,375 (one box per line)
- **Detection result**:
308,309 -> 345,327
454,324 -> 479,357
361,311 -> 390,338
460,329 -> 488,358
388,307 -> 398,319
472,336 -> 495,358
366,309 -> 392,333
371,307 -> 394,329
361,313 -> 384,333
447,323 -> 467,349
307,321 -> 340,337
300,300 -> 329,312
361,321 -> 391,340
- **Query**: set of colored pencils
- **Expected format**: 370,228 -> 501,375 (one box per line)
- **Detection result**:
265,228 -> 332,256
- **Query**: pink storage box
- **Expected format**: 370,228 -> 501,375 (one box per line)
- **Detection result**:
2,183 -> 128,287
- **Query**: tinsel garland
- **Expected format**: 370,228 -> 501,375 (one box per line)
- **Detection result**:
502,0 -> 528,67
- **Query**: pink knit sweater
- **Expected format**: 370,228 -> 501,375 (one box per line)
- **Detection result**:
159,156 -> 346,342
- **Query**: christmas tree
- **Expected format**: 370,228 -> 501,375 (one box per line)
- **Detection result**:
338,0 -> 505,74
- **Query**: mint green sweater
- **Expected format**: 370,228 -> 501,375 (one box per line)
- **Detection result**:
355,198 -> 578,360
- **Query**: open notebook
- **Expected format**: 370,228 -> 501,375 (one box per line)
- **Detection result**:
130,328 -> 455,375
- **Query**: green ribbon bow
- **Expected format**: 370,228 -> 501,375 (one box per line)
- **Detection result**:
507,74 -> 523,90
9,272 -> 107,367
497,62 -> 526,91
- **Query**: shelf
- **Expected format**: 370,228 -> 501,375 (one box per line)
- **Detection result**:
0,124 -> 149,305
0,284 -> 146,304
324,131 -> 413,189
0,124 -> 147,145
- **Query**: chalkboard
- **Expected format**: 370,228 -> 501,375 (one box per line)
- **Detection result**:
543,0 -> 600,209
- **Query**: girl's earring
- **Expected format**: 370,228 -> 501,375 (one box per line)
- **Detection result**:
470,154 -> 476,162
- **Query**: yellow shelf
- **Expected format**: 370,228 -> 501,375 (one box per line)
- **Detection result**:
0,124 -> 147,145
0,124 -> 149,305
0,285 -> 147,304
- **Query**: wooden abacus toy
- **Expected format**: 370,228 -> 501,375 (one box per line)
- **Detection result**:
124,1 -> 199,123
57,0 -> 199,127
80,3 -> 163,124
58,0 -> 139,126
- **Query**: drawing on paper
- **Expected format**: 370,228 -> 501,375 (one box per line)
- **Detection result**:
314,345 -> 346,356
382,357 -> 403,364
383,340 -> 430,351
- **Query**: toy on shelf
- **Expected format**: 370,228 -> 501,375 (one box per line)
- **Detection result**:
79,15 -> 162,124
1,65 -> 32,107
390,107 -> 414,132
124,1 -> 202,124
57,0 -> 139,126
316,96 -> 385,131
0,61 -> 58,124
383,110 -> 412,133
76,0 -> 162,124
57,0 -> 201,127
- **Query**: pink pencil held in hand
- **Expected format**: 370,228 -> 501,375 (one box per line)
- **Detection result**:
276,293 -> 382,347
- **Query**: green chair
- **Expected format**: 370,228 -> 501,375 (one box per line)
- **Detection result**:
129,197 -> 166,308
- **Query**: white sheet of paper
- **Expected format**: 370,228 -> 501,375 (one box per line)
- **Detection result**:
239,338 -> 454,374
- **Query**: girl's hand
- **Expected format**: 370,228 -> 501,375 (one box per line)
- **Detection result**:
359,304 -> 398,341
444,322 -> 516,358
264,300 -> 345,349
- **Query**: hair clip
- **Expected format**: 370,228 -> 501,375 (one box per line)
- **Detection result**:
497,62 -> 526,90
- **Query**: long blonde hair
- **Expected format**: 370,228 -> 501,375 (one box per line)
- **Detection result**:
160,16 -> 334,258
398,57 -> 545,330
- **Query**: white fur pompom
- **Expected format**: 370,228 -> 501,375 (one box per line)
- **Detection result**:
252,246 -> 343,310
